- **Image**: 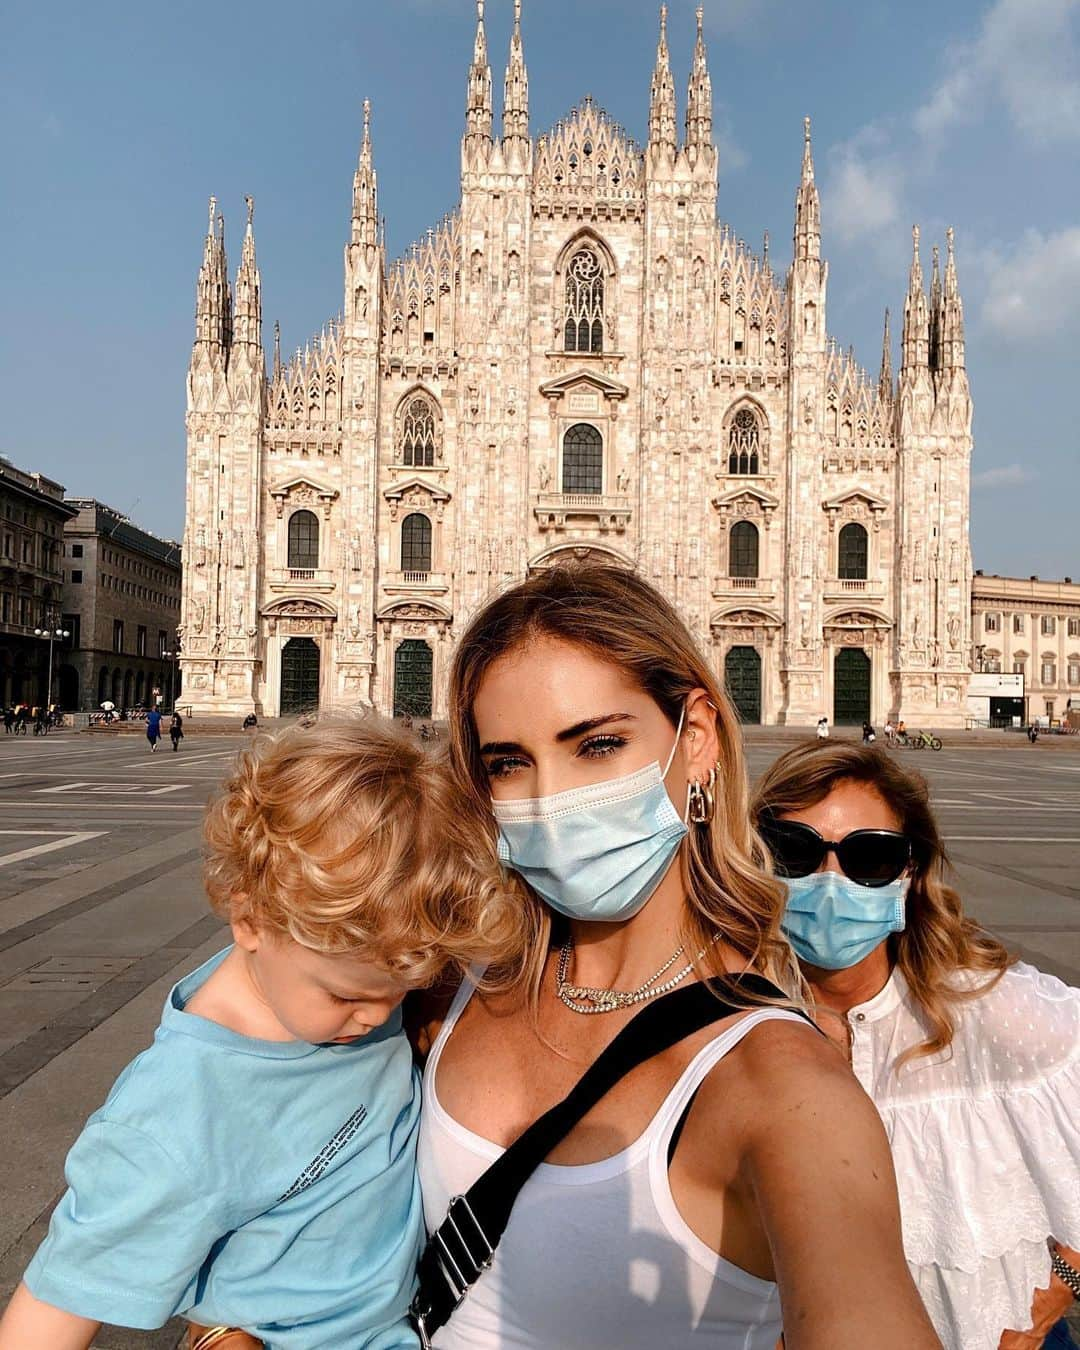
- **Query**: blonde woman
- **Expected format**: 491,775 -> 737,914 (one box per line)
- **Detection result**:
416,565 -> 939,1350
753,741 -> 1080,1350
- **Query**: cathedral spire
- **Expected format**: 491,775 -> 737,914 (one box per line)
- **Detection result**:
929,242 -> 943,370
648,5 -> 677,154
901,225 -> 930,373
793,117 -> 821,262
194,195 -> 232,355
465,0 -> 493,148
685,5 -> 712,151
232,195 -> 262,349
940,226 -> 966,370
502,0 -> 529,149
879,307 -> 893,401
351,99 -> 379,248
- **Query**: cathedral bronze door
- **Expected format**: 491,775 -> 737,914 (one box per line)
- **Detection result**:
393,639 -> 433,718
834,648 -> 871,726
281,637 -> 320,715
724,646 -> 762,725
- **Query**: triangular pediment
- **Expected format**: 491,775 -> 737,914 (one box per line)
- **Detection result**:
822,488 -> 889,512
269,476 -> 338,501
713,485 -> 780,512
382,477 -> 451,504
538,369 -> 629,401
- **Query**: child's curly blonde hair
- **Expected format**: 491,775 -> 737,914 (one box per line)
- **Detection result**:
203,714 -> 527,988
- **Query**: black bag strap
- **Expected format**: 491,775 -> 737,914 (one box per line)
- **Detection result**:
411,973 -> 815,1345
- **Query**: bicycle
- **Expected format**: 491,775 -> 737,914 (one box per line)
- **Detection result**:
32,719 -> 49,736
908,729 -> 943,751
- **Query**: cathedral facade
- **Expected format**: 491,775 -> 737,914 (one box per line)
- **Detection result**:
181,3 -> 974,727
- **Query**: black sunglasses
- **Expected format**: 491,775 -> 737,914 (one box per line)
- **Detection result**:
757,814 -> 912,888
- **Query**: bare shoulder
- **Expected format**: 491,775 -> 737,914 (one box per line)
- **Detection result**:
694,1011 -> 873,1147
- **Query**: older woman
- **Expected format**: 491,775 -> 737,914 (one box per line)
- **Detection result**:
753,741 -> 1080,1350
416,565 -> 939,1350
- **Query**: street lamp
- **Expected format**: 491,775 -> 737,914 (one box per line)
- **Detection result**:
34,626 -> 70,710
163,644 -> 182,711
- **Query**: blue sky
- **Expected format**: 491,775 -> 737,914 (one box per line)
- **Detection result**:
2,0 -> 1077,577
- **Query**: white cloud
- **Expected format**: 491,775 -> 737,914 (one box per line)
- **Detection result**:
973,463 -> 1037,489
827,146 -> 903,244
915,0 -> 1080,147
979,226 -> 1080,338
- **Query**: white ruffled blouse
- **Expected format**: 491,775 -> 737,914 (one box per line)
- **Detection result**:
847,962 -> 1080,1350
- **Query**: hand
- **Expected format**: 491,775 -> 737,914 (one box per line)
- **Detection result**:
998,1245 -> 1079,1349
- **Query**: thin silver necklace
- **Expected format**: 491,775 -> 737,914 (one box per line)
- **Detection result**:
556,934 -> 714,1015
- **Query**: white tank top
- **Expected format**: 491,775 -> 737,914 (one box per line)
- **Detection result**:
418,980 -> 809,1349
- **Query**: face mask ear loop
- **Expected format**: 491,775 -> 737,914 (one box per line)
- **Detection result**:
661,703 -> 687,782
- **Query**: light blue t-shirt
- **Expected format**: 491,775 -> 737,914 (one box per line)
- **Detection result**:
25,948 -> 422,1348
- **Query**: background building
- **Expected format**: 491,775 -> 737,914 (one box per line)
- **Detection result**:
61,500 -> 182,712
182,3 -> 974,726
971,572 -> 1080,725
0,456 -> 76,707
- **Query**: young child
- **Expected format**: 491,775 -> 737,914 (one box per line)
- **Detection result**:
0,716 -> 523,1349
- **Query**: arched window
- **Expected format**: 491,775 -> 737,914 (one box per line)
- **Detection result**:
400,395 -> 437,467
838,522 -> 868,580
401,513 -> 432,574
729,521 -> 760,579
728,409 -> 760,474
287,510 -> 319,570
564,248 -> 604,353
562,424 -> 603,495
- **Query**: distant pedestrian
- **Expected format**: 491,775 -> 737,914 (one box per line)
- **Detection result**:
146,707 -> 162,753
862,720 -> 876,745
169,712 -> 184,752
3,708 -> 13,735
816,715 -> 830,740
242,713 -> 258,731
1028,724 -> 1039,744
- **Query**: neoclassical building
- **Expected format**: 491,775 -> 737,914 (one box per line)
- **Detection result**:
181,2 -> 974,726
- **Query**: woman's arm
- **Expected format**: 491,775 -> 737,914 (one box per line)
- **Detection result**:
735,1023 -> 941,1350
0,1283 -> 100,1350
999,1242 -> 1080,1349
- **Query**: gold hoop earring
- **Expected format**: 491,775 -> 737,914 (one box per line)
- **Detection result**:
688,778 -> 714,825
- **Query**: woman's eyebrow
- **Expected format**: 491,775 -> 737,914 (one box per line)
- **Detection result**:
478,739 -> 527,756
555,712 -> 636,743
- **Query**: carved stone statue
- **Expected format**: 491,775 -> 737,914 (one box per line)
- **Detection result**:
947,614 -> 961,649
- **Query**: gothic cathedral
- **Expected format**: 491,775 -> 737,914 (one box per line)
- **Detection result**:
181,3 -> 973,726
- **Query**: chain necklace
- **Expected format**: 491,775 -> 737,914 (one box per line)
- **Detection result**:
556,934 -> 715,1015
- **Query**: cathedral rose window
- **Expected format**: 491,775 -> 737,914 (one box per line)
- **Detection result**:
564,249 -> 605,354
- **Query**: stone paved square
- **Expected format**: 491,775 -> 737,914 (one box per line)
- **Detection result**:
0,728 -> 1076,1346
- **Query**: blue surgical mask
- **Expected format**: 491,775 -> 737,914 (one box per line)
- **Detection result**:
491,710 -> 690,923
781,872 -> 908,970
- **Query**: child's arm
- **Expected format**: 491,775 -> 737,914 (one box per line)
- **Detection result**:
0,1282 -> 101,1350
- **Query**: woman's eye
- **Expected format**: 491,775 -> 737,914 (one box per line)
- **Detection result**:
485,756 -> 528,779
579,735 -> 627,759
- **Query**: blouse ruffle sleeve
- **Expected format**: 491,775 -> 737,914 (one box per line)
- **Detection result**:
860,964 -> 1080,1350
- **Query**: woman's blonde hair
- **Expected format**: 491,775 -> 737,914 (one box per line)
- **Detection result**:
203,714 -> 528,988
447,563 -> 803,1003
752,741 -> 1015,1066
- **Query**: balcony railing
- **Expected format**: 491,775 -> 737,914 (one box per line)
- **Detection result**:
712,575 -> 777,599
267,567 -> 335,593
382,570 -> 449,594
823,576 -> 886,600
533,492 -> 631,534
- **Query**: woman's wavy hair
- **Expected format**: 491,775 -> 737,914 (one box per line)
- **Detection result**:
447,563 -> 804,1004
752,741 -> 1015,1067
203,713 -> 528,989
